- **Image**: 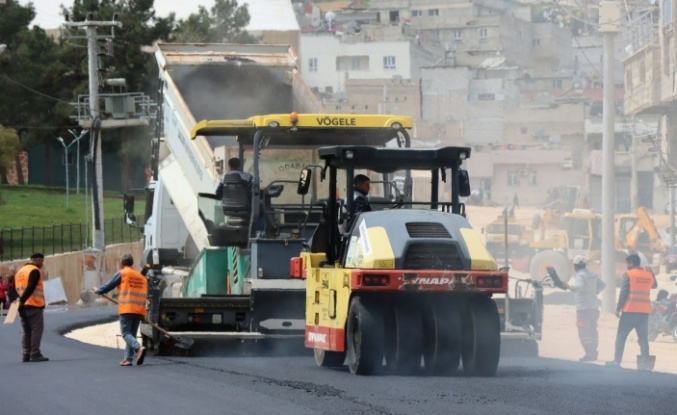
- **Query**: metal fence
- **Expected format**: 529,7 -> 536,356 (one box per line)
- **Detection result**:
0,217 -> 142,262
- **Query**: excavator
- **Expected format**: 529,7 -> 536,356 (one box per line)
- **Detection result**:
512,207 -> 665,281
615,207 -> 667,262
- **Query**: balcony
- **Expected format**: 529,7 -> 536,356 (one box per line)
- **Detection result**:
623,46 -> 663,115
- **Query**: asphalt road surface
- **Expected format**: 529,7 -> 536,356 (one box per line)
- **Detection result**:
1,306 -> 675,415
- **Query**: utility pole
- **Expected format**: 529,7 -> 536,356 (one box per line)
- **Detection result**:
63,14 -> 122,254
63,14 -> 121,298
600,1 -> 621,313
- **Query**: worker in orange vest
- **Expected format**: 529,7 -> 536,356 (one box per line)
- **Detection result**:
606,253 -> 657,369
95,254 -> 148,366
15,253 -> 49,362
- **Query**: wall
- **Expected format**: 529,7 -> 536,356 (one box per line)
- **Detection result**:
0,241 -> 142,305
300,34 -> 414,93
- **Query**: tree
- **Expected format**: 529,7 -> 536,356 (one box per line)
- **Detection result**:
0,1 -> 73,185
63,0 -> 174,189
0,125 -> 20,179
171,0 -> 258,44
0,125 -> 20,202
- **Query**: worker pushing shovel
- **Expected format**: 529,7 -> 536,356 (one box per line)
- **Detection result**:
94,254 -> 148,366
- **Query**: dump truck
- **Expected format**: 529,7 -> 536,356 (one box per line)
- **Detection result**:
124,45 -> 416,352
295,145 -> 509,376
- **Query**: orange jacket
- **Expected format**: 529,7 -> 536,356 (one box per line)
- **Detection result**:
621,268 -> 653,314
15,264 -> 45,308
117,267 -> 148,316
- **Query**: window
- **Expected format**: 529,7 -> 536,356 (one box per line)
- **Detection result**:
478,93 -> 495,101
428,9 -> 439,16
520,127 -> 528,135
325,86 -> 333,94
412,10 -> 423,17
352,58 -> 361,70
479,28 -> 488,40
389,10 -> 399,23
308,58 -> 318,72
532,38 -> 541,47
663,0 -> 673,27
383,56 -> 396,69
507,171 -> 520,186
453,30 -> 462,41
551,79 -> 562,90
529,172 -> 538,186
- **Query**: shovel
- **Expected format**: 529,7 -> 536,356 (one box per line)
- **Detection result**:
99,293 -> 194,351
3,300 -> 20,324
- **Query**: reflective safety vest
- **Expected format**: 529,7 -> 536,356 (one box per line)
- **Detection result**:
622,268 -> 653,314
117,267 -> 148,316
15,264 -> 45,308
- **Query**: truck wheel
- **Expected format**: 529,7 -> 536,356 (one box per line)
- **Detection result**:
461,296 -> 501,376
346,296 -> 384,375
529,250 -> 569,282
314,348 -> 346,368
384,301 -> 423,375
423,299 -> 461,376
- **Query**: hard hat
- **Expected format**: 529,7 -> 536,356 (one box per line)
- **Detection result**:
573,255 -> 586,265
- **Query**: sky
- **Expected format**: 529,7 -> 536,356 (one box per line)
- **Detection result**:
22,0 -> 216,29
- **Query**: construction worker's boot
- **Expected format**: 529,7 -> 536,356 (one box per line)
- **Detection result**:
637,355 -> 656,371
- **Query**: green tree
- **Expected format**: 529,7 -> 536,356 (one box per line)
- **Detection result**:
0,125 -> 20,178
0,124 -> 20,203
0,0 -> 73,185
171,0 -> 258,44
63,0 -> 174,189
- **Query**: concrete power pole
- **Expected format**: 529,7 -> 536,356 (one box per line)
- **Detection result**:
63,14 -> 122,298
600,1 -> 621,313
63,14 -> 122,254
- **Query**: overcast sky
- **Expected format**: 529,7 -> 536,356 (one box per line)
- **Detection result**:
22,0 -> 216,29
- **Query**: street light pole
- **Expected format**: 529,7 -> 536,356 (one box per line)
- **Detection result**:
57,133 -> 88,208
68,129 -> 89,195
57,137 -> 71,209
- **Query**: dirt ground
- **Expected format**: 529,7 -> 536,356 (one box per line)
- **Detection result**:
66,205 -> 677,373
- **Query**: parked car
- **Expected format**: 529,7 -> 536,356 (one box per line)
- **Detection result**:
664,246 -> 677,272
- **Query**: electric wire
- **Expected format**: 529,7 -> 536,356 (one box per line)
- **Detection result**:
0,74 -> 71,105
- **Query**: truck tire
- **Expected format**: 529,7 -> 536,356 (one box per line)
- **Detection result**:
461,296 -> 501,376
423,299 -> 461,376
384,300 -> 423,375
346,296 -> 384,375
529,250 -> 569,282
314,348 -> 346,368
